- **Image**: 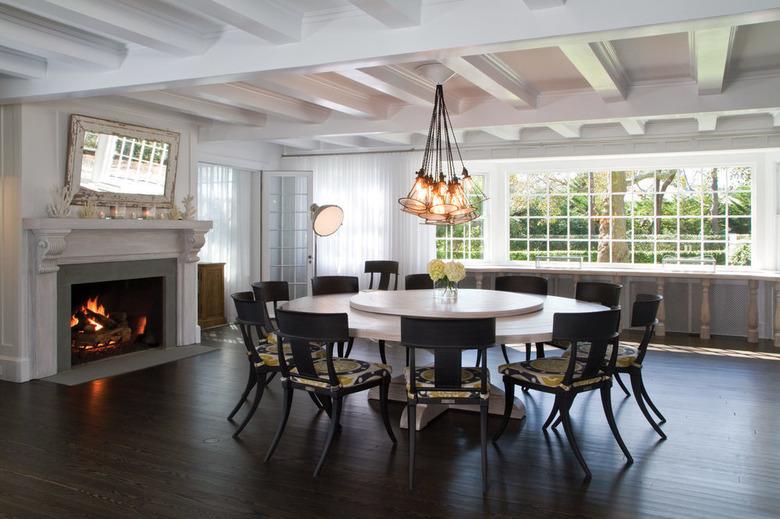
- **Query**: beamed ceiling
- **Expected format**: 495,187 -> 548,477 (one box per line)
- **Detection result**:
2,0 -> 780,154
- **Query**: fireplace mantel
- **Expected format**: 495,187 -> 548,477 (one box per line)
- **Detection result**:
22,217 -> 213,379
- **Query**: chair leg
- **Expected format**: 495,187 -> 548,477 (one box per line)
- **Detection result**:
614,372 -> 631,397
408,403 -> 416,491
232,374 -> 266,438
307,391 -> 325,411
542,397 -> 560,431
525,343 -> 532,362
344,337 -> 355,358
378,340 -> 387,364
314,396 -> 343,477
535,342 -> 545,359
501,344 -> 510,364
264,384 -> 293,462
559,395 -> 591,479
380,377 -> 396,443
600,385 -> 634,463
266,372 -> 277,384
630,371 -> 667,439
639,374 -> 666,423
227,366 -> 257,421
480,403 -> 488,494
492,379 -> 514,442
319,395 -> 333,418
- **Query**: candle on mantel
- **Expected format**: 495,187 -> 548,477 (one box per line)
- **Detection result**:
98,210 -> 106,219
109,205 -> 118,219
141,207 -> 150,219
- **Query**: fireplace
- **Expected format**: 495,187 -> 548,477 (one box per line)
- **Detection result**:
57,259 -> 178,371
70,277 -> 164,365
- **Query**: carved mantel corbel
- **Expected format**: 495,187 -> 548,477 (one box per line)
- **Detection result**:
32,229 -> 72,274
182,229 -> 208,263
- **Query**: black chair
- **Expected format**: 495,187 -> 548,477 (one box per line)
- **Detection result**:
405,274 -> 433,290
264,308 -> 395,476
311,275 -> 359,296
228,292 -> 324,437
571,280 -> 631,397
310,276 -> 360,358
365,260 -> 399,290
493,309 -> 632,479
562,294 -> 666,439
251,280 -> 289,330
493,275 -> 548,363
401,316 -> 496,493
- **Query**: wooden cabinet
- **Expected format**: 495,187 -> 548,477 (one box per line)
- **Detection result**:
198,262 -> 227,328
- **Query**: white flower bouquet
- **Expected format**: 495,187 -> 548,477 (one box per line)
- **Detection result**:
427,259 -> 465,302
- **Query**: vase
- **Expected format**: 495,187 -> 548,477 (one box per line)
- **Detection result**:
434,279 -> 458,303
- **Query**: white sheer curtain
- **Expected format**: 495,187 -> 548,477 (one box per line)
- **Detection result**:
281,152 -> 435,287
197,163 -> 253,320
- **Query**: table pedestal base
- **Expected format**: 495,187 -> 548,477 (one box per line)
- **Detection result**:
367,375 -> 525,431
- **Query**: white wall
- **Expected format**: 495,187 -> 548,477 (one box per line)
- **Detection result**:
0,98 -> 281,381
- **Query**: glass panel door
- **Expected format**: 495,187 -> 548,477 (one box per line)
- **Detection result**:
262,170 -> 313,299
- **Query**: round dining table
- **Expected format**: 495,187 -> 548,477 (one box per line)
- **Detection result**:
283,289 -> 606,430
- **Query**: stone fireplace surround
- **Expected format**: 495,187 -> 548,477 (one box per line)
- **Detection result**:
23,218 -> 212,378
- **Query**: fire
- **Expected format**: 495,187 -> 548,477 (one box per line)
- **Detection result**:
70,315 -> 78,327
84,296 -> 108,317
88,318 -> 103,331
136,316 -> 147,335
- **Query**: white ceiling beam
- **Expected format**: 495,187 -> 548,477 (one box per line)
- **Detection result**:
178,82 -> 330,123
691,26 -> 736,95
274,138 -> 322,150
620,119 -> 645,135
480,126 -> 520,141
4,0 -> 780,102
165,0 -> 301,43
198,124 -> 269,142
559,42 -> 628,101
251,75 -> 393,119
122,91 -> 267,126
314,135 -> 374,148
441,54 -> 537,109
523,0 -> 566,9
0,5 -> 125,69
347,0 -> 421,28
696,114 -> 718,132
0,47 -> 46,79
1,0 -> 210,56
364,132 -> 415,145
336,66 -> 434,108
549,123 -> 582,138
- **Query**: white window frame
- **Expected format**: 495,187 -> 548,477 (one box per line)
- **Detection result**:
457,150 -> 778,271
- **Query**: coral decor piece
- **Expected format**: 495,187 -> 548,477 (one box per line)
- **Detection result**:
48,184 -> 75,218
181,194 -> 197,220
166,204 -> 183,220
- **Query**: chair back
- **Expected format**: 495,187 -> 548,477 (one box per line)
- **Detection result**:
405,273 -> 433,290
631,294 -> 662,364
275,308 -> 349,387
552,309 -> 621,387
311,275 -> 359,296
495,275 -> 548,295
231,291 -> 265,366
365,260 -> 399,290
401,317 -> 495,397
575,281 -> 622,309
251,281 -> 289,333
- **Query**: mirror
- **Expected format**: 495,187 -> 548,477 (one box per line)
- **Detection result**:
65,115 -> 180,207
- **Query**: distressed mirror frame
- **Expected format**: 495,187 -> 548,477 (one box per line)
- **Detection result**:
65,114 -> 180,208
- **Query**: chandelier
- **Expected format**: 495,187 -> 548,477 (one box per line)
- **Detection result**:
398,78 -> 486,225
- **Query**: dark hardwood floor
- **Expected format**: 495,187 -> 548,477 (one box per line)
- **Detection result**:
1,328 -> 778,518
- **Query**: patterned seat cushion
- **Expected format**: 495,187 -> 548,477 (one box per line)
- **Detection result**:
404,366 -> 489,400
561,342 -> 639,368
254,341 -> 324,367
290,358 -> 391,389
498,357 -> 606,390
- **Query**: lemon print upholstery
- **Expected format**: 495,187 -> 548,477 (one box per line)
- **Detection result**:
562,342 -> 640,368
404,366 -> 489,400
498,357 -> 606,389
290,358 -> 391,389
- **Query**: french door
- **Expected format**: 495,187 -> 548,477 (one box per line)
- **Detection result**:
262,170 -> 313,299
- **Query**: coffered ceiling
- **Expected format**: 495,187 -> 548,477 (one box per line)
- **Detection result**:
1,0 -> 780,154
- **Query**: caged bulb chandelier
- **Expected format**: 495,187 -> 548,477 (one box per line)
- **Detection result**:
398,65 -> 487,225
